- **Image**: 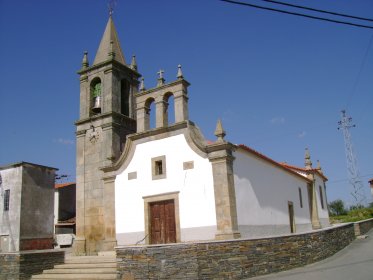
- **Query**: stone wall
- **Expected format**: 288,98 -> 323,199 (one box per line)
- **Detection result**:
116,224 -> 356,280
0,250 -> 64,280
354,218 -> 373,236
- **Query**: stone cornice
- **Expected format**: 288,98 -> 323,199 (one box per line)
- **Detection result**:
75,111 -> 136,126
77,59 -> 141,79
135,79 -> 190,98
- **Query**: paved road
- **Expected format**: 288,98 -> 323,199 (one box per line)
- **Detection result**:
248,229 -> 373,280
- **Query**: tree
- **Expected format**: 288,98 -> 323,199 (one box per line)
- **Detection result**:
328,199 -> 347,216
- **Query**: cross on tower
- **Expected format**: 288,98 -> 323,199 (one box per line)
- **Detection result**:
108,0 -> 117,16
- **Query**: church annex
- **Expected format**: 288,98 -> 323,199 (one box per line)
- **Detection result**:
74,16 -> 329,255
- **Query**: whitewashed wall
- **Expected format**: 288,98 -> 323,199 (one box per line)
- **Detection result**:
233,149 -> 313,237
115,134 -> 216,245
0,167 -> 22,252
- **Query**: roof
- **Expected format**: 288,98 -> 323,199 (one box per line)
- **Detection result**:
280,162 -> 328,181
236,144 -> 312,183
0,161 -> 58,171
55,182 -> 76,189
93,16 -> 126,65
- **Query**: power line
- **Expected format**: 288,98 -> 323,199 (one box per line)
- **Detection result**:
259,0 -> 373,23
345,33 -> 373,110
219,0 -> 373,30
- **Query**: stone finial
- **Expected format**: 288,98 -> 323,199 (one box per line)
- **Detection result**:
305,147 -> 312,169
177,64 -> 183,80
139,77 -> 145,91
157,69 -> 165,87
130,55 -> 138,71
108,40 -> 115,59
82,51 -> 89,68
316,160 -> 323,173
215,119 -> 226,143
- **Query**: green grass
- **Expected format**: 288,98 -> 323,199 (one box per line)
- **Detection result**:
330,207 -> 373,223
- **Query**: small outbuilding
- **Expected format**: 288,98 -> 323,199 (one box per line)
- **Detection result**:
0,162 -> 57,252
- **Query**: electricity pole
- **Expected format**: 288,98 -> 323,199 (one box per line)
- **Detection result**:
338,110 -> 366,205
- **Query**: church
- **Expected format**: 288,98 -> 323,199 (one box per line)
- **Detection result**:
74,16 -> 329,255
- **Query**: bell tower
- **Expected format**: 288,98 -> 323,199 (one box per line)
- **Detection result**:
74,15 -> 140,255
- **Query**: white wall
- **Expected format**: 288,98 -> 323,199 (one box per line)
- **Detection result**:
115,134 -> 216,245
233,149 -> 312,237
0,167 -> 22,252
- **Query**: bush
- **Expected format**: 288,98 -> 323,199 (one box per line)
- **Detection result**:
328,199 -> 347,216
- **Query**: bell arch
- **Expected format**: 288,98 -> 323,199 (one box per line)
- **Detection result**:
90,77 -> 102,115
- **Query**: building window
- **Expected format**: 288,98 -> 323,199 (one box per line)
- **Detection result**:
298,187 -> 303,208
4,190 -> 10,211
319,185 -> 324,209
151,156 -> 166,180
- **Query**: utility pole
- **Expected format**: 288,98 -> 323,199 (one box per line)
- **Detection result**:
338,110 -> 366,205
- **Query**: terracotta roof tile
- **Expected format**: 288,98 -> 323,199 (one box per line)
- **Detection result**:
55,182 -> 76,189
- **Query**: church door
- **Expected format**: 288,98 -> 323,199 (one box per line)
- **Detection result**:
149,200 -> 176,244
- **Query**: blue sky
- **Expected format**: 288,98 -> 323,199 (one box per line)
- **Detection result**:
0,0 -> 372,206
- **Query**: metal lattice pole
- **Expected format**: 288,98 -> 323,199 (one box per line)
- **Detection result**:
338,110 -> 366,205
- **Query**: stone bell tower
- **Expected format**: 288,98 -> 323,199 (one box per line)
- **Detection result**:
74,15 -> 140,255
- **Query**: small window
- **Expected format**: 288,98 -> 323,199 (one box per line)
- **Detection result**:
151,156 -> 166,180
319,185 -> 324,209
298,187 -> 303,208
155,161 -> 163,175
4,190 -> 10,211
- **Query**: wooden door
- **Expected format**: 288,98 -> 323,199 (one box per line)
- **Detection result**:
150,200 -> 176,244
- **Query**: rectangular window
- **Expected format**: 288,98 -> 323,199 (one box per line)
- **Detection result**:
155,160 -> 163,175
319,185 -> 324,209
298,187 -> 303,208
151,156 -> 166,180
4,190 -> 10,211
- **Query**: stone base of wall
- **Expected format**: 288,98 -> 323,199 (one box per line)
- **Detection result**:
117,224 -> 357,280
0,249 -> 64,280
19,238 -> 54,251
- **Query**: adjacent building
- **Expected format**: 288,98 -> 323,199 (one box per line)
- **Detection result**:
0,162 -> 56,252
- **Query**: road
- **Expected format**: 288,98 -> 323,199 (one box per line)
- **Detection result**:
248,229 -> 373,280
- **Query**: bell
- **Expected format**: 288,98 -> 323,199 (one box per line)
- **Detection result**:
92,96 -> 101,114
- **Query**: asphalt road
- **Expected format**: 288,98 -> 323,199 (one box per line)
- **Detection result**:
248,229 -> 373,280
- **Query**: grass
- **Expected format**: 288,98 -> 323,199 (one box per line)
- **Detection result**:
330,207 -> 373,223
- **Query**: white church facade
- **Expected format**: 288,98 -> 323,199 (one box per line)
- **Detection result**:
74,16 -> 329,254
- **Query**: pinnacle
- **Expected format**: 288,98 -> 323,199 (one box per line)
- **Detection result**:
93,16 -> 126,65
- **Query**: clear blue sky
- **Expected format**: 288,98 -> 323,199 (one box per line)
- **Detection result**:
0,0 -> 372,206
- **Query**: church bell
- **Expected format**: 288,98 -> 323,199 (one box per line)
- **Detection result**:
92,96 -> 101,114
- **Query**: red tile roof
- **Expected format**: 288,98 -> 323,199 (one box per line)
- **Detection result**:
280,162 -> 328,181
55,182 -> 76,189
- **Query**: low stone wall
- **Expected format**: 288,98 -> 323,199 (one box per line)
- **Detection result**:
0,250 -> 64,280
116,223 -> 355,280
354,218 -> 373,236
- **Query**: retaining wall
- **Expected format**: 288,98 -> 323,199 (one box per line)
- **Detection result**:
116,223 -> 356,280
0,250 -> 64,280
354,218 -> 373,236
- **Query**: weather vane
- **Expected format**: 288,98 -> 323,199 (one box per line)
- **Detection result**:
108,0 -> 117,16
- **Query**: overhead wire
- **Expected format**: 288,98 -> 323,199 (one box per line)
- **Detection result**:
345,33 -> 373,110
258,0 -> 373,23
219,0 -> 373,30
